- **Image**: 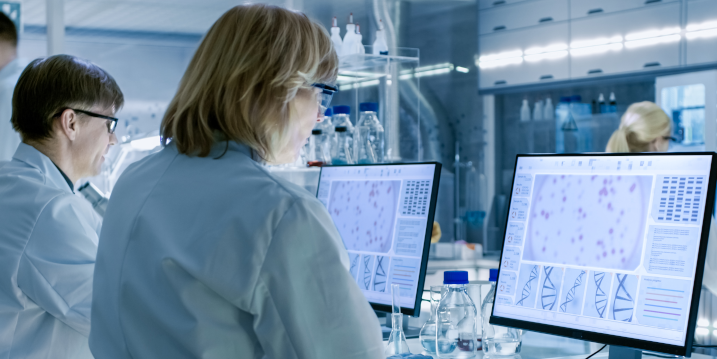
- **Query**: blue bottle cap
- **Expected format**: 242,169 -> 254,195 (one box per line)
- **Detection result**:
324,108 -> 333,117
359,102 -> 378,112
443,270 -> 469,285
570,95 -> 582,103
559,96 -> 572,103
489,269 -> 498,282
333,105 -> 351,115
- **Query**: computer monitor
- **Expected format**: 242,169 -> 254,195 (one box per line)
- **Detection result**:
491,153 -> 716,357
316,162 -> 441,317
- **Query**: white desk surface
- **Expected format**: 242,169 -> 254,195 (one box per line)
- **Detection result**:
400,331 -> 716,359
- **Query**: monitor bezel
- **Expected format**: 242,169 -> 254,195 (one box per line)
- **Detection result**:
317,161 -> 442,317
489,152 -> 717,357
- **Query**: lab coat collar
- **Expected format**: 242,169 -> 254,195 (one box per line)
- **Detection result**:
209,131 -> 261,162
12,143 -> 74,194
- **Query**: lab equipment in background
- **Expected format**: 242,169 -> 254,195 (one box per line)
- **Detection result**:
420,285 -> 443,354
543,98 -> 554,121
331,105 -> 353,162
373,20 -> 389,55
307,129 -> 330,166
519,100 -> 530,122
354,24 -> 365,55
341,13 -> 357,56
77,181 -> 109,217
386,283 -> 411,356
436,271 -> 478,358
532,100 -> 543,121
354,102 -> 384,164
332,127 -> 353,164
481,269 -> 521,358
330,17 -> 342,52
608,92 -> 617,113
598,93 -> 606,113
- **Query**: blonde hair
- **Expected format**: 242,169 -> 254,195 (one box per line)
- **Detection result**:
160,4 -> 338,160
605,101 -> 671,153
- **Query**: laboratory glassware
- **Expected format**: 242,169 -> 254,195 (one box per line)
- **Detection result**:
354,102 -> 384,164
520,100 -> 530,122
532,100 -> 543,121
482,269 -> 522,358
341,13 -> 356,56
332,105 -> 353,161
373,19 -> 389,55
385,283 -> 411,356
354,24 -> 365,55
333,126 -> 353,164
419,285 -> 444,354
436,271 -> 478,358
330,17 -> 342,52
543,98 -> 554,121
308,129 -> 329,165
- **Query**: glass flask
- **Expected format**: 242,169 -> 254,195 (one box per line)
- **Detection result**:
482,269 -> 522,358
332,126 -> 354,165
385,284 -> 411,356
331,105 -> 353,161
437,271 -> 478,358
354,102 -> 384,164
419,285 -> 443,354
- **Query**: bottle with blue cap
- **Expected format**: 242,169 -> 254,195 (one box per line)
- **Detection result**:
315,108 -> 334,164
436,271 -> 478,358
354,102 -> 384,164
331,105 -> 353,164
482,268 -> 522,358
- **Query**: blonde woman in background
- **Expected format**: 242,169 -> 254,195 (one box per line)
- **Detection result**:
605,101 -> 673,153
89,5 -> 384,359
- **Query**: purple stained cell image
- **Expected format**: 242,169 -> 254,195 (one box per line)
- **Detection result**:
523,174 -> 652,270
328,180 -> 401,253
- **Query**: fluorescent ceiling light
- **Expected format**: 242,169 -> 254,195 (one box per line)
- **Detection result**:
130,136 -> 161,151
696,327 -> 709,336
687,28 -> 717,40
625,34 -> 681,49
570,43 -> 623,56
625,27 -> 680,41
571,35 -> 623,49
687,20 -> 717,32
524,43 -> 568,55
698,318 -> 710,327
478,50 -> 523,62
478,56 -> 523,69
455,66 -> 469,73
524,50 -> 568,62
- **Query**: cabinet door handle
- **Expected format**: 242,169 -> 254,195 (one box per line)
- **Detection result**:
494,80 -> 507,85
587,8 -> 604,15
493,25 -> 507,31
540,75 -> 554,80
645,0 -> 662,4
588,69 -> 603,74
644,62 -> 661,68
539,17 -> 554,23
492,0 -> 506,6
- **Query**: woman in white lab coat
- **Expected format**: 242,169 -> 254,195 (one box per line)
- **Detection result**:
605,101 -> 672,153
89,4 -> 384,359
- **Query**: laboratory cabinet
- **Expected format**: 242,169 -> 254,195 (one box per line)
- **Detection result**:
685,0 -> 717,66
569,2 -> 681,79
569,0 -> 679,20
477,0 -> 530,10
478,0 -> 568,35
479,22 -> 570,88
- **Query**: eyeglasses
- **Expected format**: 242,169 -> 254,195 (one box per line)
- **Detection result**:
312,83 -> 338,115
663,136 -> 679,142
53,108 -> 118,134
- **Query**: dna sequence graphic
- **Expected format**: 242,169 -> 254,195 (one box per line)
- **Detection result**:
594,272 -> 608,318
560,270 -> 585,313
541,266 -> 558,310
363,256 -> 372,290
612,274 -> 635,322
350,254 -> 359,279
517,265 -> 539,306
373,256 -> 387,292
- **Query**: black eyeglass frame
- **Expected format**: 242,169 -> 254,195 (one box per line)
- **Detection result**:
53,108 -> 119,134
312,83 -> 338,115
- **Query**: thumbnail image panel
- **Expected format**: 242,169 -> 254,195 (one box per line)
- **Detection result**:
651,175 -> 707,224
635,276 -> 691,330
645,226 -> 701,278
609,274 -> 638,322
348,252 -> 360,283
515,264 -> 541,309
523,174 -> 652,270
372,256 -> 389,293
359,254 -> 375,290
559,268 -> 587,315
583,271 -> 613,319
538,266 -> 564,311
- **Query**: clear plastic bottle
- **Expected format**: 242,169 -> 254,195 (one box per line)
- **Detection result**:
333,126 -> 353,164
420,285 -> 443,354
385,283 -> 411,356
520,99 -> 531,122
543,98 -> 554,121
342,13 -> 356,56
373,19 -> 389,55
482,269 -> 522,358
532,100 -> 543,121
331,105 -> 353,162
330,17 -> 342,54
308,129 -> 330,165
315,108 -> 334,164
354,24 -> 365,55
437,271 -> 478,358
354,102 -> 384,164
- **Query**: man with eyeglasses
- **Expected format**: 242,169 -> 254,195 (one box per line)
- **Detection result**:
0,54 -> 123,358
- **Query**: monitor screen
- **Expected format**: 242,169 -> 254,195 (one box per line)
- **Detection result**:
492,153 -> 716,355
317,163 -> 441,316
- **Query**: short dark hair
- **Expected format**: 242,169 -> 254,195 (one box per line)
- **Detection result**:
12,55 -> 124,141
0,11 -> 17,47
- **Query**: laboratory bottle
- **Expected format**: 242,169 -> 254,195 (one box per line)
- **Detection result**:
420,286 -> 443,354
609,92 -> 617,113
330,17 -> 342,54
543,98 -> 554,121
332,105 -> 353,161
436,271 -> 478,359
532,100 -> 543,121
482,269 -> 522,358
316,108 -> 334,165
354,24 -> 365,55
333,126 -> 353,164
385,283 -> 411,356
354,102 -> 384,164
598,93 -> 606,113
342,13 -> 356,56
520,99 -> 531,122
308,129 -> 329,165
373,19 -> 389,55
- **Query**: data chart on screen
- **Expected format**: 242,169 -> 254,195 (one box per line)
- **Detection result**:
493,154 -> 713,347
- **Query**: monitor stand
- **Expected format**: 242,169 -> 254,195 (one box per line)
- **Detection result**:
609,346 -> 641,359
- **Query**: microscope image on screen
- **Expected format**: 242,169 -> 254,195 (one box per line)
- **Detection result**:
523,174 -> 653,270
328,180 -> 401,253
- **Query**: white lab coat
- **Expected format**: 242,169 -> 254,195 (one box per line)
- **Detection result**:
89,140 -> 384,359
0,58 -> 24,162
0,143 -> 101,359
